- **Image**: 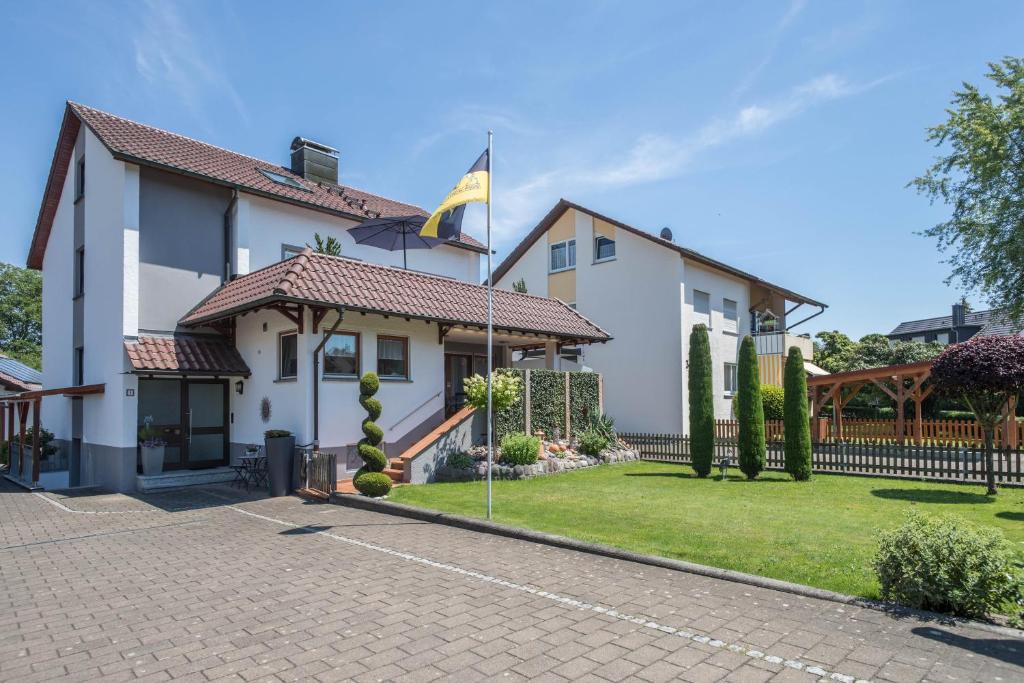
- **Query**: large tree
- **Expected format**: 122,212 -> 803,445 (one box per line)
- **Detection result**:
736,335 -> 765,479
0,263 -> 42,369
911,57 -> 1024,324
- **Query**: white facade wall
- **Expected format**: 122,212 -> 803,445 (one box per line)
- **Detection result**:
503,237 -> 550,298
81,128 -> 137,450
231,308 -> 445,456
241,195 -> 480,280
39,134 -> 78,439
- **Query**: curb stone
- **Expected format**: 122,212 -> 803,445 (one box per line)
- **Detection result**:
328,492 -> 1024,641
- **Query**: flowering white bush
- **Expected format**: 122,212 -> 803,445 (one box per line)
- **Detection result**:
463,372 -> 522,414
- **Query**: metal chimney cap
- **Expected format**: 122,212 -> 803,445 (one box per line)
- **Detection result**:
290,137 -> 338,156
659,227 -> 673,242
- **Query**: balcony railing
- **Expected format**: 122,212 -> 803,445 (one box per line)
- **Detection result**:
753,331 -> 813,359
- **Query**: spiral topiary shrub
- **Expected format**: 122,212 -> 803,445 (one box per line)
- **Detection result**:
354,371 -> 392,496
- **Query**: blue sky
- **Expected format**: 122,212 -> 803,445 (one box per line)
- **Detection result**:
2,1 -> 1021,339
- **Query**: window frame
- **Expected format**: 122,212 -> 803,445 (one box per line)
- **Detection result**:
257,167 -> 309,191
322,330 -> 361,379
376,335 -> 410,380
75,157 -> 85,201
723,298 -> 738,333
593,234 -> 616,263
724,362 -> 738,395
549,238 -> 576,273
73,246 -> 85,298
281,243 -> 304,261
74,347 -> 84,386
693,289 -> 711,328
277,330 -> 298,381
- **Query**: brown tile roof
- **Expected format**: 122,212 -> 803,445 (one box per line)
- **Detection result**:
489,199 -> 826,308
0,372 -> 40,393
28,102 -> 484,268
125,335 -> 251,376
182,249 -> 610,343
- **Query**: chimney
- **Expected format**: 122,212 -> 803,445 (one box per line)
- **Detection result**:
952,301 -> 966,329
290,137 -> 339,185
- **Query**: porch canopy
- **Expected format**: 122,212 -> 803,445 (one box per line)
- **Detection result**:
124,334 -> 251,377
806,359 -> 1019,446
179,247 -> 611,350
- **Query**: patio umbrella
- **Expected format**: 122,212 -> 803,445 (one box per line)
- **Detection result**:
347,215 -> 449,269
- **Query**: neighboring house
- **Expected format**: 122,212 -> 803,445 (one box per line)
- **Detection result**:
0,355 -> 42,396
491,200 -> 825,434
888,302 -> 1024,345
25,102 -> 608,492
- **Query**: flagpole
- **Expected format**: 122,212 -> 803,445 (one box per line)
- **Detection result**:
485,129 -> 494,520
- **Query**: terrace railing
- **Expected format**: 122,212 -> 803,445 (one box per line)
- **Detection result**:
619,432 -> 1024,486
713,418 -> 1023,448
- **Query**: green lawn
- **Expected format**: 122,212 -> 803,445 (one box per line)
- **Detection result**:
390,461 -> 1024,600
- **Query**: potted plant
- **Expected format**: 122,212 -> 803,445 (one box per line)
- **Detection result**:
138,416 -> 166,476
264,429 -> 295,497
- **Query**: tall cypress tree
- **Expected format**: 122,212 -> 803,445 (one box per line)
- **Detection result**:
737,335 -> 765,479
783,347 -> 813,481
688,324 -> 714,477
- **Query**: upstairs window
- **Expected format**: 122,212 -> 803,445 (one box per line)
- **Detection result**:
257,167 -> 308,191
693,290 -> 711,327
377,336 -> 409,380
323,331 -> 360,378
74,347 -> 84,386
550,239 -> 576,272
723,298 -> 738,333
75,157 -> 85,201
281,244 -> 304,260
278,331 -> 298,380
724,362 -> 738,395
594,235 -> 616,262
73,247 -> 85,298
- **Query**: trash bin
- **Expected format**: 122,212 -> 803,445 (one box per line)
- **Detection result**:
264,433 -> 296,497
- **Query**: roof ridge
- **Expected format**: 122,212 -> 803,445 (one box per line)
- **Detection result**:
275,247 -> 314,295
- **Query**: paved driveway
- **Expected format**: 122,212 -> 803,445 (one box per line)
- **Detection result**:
0,480 -> 1021,682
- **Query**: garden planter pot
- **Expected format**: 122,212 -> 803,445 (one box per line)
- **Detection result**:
265,435 -> 296,497
140,445 -> 165,476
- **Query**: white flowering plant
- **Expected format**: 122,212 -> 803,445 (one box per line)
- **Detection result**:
463,372 -> 522,414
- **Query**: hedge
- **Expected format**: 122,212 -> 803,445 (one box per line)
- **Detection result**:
569,372 -> 601,436
494,368 -> 526,442
530,369 -> 566,438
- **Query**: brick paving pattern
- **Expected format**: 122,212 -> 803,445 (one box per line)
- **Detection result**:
0,479 -> 1021,682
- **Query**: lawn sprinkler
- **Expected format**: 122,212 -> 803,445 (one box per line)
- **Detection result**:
718,456 -> 731,480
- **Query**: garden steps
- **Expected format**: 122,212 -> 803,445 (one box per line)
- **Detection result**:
383,467 -> 404,482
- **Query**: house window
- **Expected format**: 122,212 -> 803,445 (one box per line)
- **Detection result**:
724,362 -> 738,395
936,332 -> 949,344
75,157 -> 85,200
723,298 -> 738,333
323,331 -> 360,378
693,290 -> 711,327
281,244 -> 304,260
550,239 -> 576,272
257,167 -> 308,191
377,335 -> 409,379
278,331 -> 298,380
73,247 -> 85,297
74,347 -> 84,386
594,235 -> 616,262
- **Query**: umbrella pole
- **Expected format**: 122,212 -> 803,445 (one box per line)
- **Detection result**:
403,230 -> 408,269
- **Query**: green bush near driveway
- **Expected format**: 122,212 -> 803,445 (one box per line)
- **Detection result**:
390,460 -> 1024,611
499,433 -> 540,466
577,428 -> 609,456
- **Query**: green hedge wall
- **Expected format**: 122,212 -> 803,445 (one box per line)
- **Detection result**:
569,372 -> 601,436
529,369 -> 566,438
494,368 -> 525,442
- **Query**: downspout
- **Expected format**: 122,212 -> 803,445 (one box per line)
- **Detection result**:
312,306 -> 345,446
785,303 -> 827,332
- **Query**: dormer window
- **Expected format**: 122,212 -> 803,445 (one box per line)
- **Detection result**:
257,167 -> 308,191
594,235 -> 616,262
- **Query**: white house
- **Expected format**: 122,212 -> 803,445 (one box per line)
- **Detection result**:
491,200 -> 825,434
22,103 -> 608,492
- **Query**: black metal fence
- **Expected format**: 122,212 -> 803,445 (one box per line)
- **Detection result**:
299,449 -> 337,496
619,432 -> 1024,486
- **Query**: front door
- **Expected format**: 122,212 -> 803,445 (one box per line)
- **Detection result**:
138,378 -> 229,471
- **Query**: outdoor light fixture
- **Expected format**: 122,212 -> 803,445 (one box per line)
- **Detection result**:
235,380 -> 244,395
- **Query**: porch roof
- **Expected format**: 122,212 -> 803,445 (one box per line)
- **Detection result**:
180,249 -> 611,345
125,335 -> 251,377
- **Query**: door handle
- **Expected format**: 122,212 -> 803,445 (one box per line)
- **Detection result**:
187,410 -> 193,443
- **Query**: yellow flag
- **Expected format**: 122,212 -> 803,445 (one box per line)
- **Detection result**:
420,149 -> 489,239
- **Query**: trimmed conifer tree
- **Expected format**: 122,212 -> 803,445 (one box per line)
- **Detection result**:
688,324 -> 714,478
737,335 -> 765,479
783,347 -> 812,481
354,372 -> 392,496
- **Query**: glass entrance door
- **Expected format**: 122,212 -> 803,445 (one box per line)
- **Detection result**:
138,379 -> 228,471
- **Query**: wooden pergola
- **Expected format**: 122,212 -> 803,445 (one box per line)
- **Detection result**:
1,384 -> 104,487
806,360 -> 1019,446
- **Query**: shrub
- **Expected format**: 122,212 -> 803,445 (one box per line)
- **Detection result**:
569,372 -> 601,436
499,433 -> 540,466
353,472 -> 393,497
577,428 -> 609,456
492,368 -> 526,441
264,429 -> 292,439
731,384 -> 784,421
447,451 -> 474,470
530,370 -> 566,437
783,346 -> 812,481
588,413 -> 616,443
737,335 -> 766,480
354,371 -> 391,496
688,324 -> 714,477
875,511 -> 1022,618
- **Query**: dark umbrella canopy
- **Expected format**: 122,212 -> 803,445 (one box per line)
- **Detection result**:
347,215 -> 447,268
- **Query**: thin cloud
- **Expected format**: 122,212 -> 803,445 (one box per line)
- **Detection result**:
132,0 -> 248,126
732,0 -> 808,98
493,72 -> 894,248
